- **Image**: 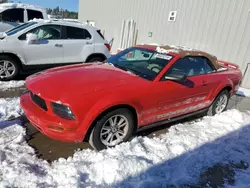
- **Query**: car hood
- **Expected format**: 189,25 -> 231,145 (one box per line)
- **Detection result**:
26,63 -> 143,102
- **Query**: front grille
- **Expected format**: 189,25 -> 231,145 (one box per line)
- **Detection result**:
30,92 -> 48,111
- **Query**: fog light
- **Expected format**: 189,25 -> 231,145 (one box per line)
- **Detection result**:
48,125 -> 64,131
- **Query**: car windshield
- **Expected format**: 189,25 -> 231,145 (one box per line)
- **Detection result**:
6,22 -> 37,36
107,47 -> 174,81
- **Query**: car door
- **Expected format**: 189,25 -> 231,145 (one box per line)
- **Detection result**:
61,25 -> 94,63
20,24 -> 63,65
144,57 -> 214,123
186,56 -> 219,101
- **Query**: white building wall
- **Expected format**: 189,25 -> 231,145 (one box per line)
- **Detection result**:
79,0 -> 250,88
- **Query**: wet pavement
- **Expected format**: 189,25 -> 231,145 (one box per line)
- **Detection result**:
1,84 -> 250,162
228,95 -> 250,113
27,123 -> 90,162
0,87 -> 26,98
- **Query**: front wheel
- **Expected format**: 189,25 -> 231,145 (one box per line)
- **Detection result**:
89,108 -> 135,151
0,56 -> 20,81
207,90 -> 230,116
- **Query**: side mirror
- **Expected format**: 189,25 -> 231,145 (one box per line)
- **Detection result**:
143,53 -> 150,58
165,72 -> 187,81
26,33 -> 38,44
0,32 -> 6,39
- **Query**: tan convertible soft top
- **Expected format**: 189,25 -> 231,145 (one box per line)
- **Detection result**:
158,45 -> 220,70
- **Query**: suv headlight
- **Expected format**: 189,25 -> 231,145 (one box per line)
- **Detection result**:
51,102 -> 75,120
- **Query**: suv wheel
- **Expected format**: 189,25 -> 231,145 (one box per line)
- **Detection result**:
207,90 -> 230,116
89,108 -> 135,151
0,56 -> 20,81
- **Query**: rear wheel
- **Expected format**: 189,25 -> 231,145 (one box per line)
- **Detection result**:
0,56 -> 20,81
89,108 -> 135,151
87,56 -> 105,63
207,90 -> 230,116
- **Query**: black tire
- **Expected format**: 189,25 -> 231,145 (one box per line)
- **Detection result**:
207,90 -> 230,116
89,108 -> 135,151
0,55 -> 20,81
87,56 -> 105,63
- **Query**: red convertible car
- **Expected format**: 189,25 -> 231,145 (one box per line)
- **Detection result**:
20,45 -> 242,150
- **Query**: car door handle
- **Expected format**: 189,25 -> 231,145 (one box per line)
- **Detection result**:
55,44 -> 63,47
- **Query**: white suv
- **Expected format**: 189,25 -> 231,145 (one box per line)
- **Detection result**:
0,3 -> 48,32
0,20 -> 111,80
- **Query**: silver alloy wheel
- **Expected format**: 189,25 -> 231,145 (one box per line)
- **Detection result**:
0,60 -> 16,78
215,94 -> 228,114
100,115 -> 129,147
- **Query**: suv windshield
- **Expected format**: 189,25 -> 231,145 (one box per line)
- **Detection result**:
107,47 -> 174,81
6,22 -> 37,36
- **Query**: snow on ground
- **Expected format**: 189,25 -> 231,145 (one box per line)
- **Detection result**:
0,122 -> 52,187
0,98 -> 22,121
237,87 -> 250,97
0,81 -> 25,91
0,107 -> 250,187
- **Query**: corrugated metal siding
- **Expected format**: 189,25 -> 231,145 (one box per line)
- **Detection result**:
241,64 -> 250,88
79,0 -> 250,88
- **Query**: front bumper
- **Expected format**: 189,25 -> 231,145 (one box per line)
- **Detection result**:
20,93 -> 84,142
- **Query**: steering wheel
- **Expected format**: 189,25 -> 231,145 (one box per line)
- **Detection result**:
150,66 -> 161,73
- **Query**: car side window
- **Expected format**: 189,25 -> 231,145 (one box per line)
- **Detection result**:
202,57 -> 215,73
162,56 -> 215,80
187,56 -> 214,76
0,8 -> 24,22
64,26 -> 92,40
27,25 -> 61,40
27,9 -> 43,21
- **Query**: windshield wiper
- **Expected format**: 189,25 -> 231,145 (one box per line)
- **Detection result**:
105,62 -> 114,66
114,64 -> 139,75
113,64 -> 130,71
106,62 -> 131,72
106,62 -> 150,80
115,64 -> 151,79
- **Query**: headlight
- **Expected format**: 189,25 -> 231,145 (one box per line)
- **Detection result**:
51,102 -> 75,120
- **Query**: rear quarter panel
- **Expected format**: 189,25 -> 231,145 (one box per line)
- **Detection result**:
210,68 -> 242,99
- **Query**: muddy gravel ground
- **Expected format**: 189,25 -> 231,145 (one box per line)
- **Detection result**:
26,122 -> 91,162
